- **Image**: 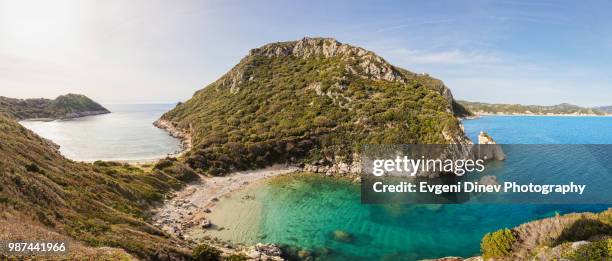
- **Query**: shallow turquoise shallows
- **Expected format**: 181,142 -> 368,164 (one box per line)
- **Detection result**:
19,104 -> 182,162
210,116 -> 611,260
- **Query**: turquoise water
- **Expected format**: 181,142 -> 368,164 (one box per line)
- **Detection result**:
212,116 -> 611,260
20,104 -> 182,162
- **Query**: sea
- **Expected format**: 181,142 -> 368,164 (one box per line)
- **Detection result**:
19,104 -> 182,162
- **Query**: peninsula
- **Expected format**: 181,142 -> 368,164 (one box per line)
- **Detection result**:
0,93 -> 110,120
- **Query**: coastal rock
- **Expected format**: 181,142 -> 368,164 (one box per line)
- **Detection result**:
479,175 -> 499,186
244,243 -> 283,260
153,119 -> 192,153
201,219 -> 212,229
254,243 -> 283,256
478,131 -> 496,145
475,131 -> 506,161
302,153 -> 361,177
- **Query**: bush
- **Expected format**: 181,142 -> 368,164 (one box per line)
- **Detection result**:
192,244 -> 221,261
564,239 -> 611,261
25,163 -> 40,173
481,228 -> 516,260
154,158 -> 176,170
225,253 -> 248,261
556,219 -> 612,244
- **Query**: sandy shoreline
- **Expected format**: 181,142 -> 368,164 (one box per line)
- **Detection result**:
151,165 -> 300,238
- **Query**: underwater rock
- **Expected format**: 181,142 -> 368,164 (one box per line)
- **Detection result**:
332,230 -> 353,243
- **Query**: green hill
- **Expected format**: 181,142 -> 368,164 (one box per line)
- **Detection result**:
459,100 -> 607,116
158,37 -> 470,175
0,93 -> 110,120
0,112 -> 200,259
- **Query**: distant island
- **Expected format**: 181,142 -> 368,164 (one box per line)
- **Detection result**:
0,93 -> 110,120
458,100 -> 609,116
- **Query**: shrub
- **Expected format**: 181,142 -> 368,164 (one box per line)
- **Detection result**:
481,228 -> 516,260
192,244 -> 221,261
25,163 -> 40,173
564,239 -> 611,261
225,253 -> 248,261
154,158 -> 176,170
556,219 -> 612,244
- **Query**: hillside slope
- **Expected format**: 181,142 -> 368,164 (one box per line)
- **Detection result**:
158,37 -> 470,175
0,94 -> 110,120
480,208 -> 611,260
459,100 -> 607,116
0,113 -> 199,259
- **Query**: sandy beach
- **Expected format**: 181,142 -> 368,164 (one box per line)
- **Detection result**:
151,165 -> 300,239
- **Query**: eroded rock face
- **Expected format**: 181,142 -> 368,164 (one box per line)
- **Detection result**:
476,131 -> 506,161
478,131 -> 497,144
234,37 -> 461,110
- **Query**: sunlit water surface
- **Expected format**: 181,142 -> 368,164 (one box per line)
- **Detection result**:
20,104 -> 181,162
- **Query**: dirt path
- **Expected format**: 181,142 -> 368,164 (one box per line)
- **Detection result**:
152,165 -> 299,238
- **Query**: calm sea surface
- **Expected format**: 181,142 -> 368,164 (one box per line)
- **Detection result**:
20,104 -> 181,162
204,116 -> 612,260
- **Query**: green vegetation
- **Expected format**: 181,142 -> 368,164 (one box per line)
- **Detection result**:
480,208 -> 612,260
192,244 -> 222,261
0,113 -> 202,259
459,100 -> 607,115
563,238 -> 611,261
160,37 -> 469,175
0,93 -> 110,120
481,228 -> 516,260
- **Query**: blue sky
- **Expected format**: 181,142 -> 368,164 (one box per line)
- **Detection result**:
1,0 -> 611,106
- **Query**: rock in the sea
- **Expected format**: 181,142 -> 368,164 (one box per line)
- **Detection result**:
479,175 -> 499,186
332,230 -> 353,243
475,131 -> 506,161
298,249 -> 311,259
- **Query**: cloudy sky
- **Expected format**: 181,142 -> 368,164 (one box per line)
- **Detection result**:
1,0 -> 611,106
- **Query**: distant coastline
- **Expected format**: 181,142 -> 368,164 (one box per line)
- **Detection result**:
458,100 -> 610,117
463,113 -> 612,119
